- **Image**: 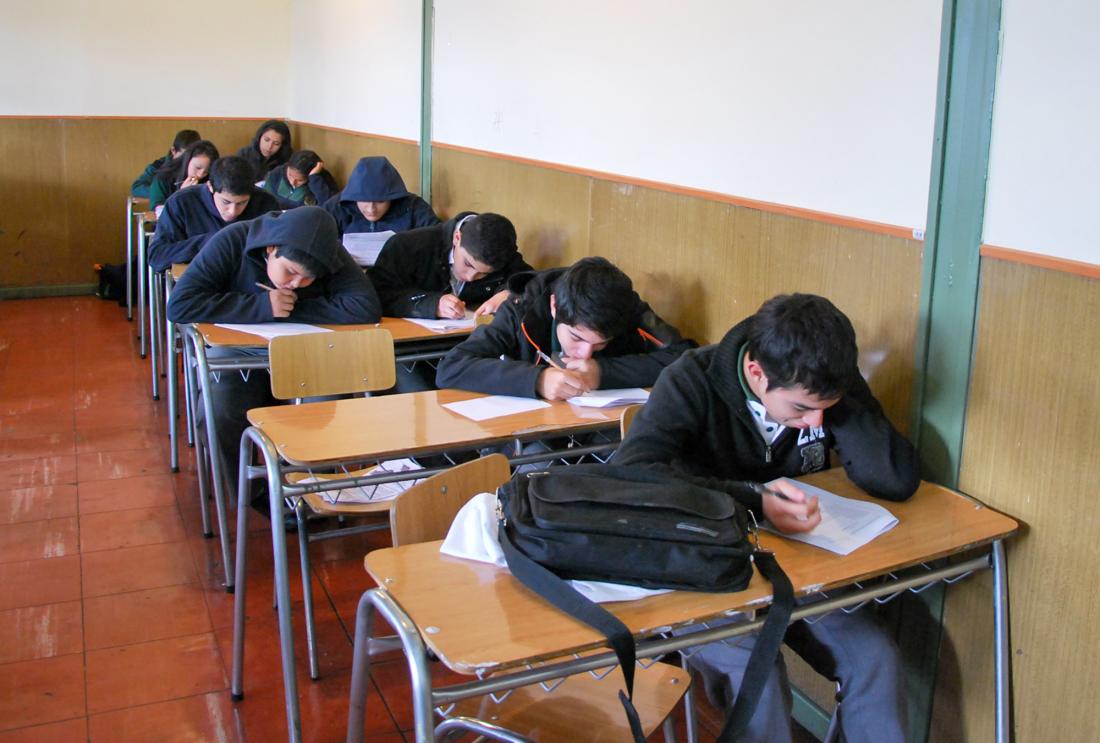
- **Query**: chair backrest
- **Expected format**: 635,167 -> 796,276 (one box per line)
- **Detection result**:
619,403 -> 643,438
390,453 -> 511,546
269,328 -> 396,400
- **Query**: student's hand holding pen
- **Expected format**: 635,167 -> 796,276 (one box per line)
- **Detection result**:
180,175 -> 201,189
562,357 -> 601,391
437,294 -> 466,319
536,368 -> 591,400
758,479 -> 821,534
257,281 -> 297,318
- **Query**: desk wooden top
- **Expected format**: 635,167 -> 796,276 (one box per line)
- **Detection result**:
247,389 -> 622,466
170,263 -> 188,281
365,468 -> 1018,674
195,317 -> 473,347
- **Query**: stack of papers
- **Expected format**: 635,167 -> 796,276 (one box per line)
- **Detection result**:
763,478 -> 898,555
568,388 -> 650,408
342,231 -> 395,267
404,311 -> 477,333
442,395 -> 551,421
214,323 -> 331,341
296,458 -> 425,505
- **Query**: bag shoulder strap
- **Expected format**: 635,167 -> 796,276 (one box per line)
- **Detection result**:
499,524 -> 794,742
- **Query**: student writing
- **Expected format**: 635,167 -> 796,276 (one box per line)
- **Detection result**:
263,150 -> 338,207
147,140 -> 220,211
436,256 -> 695,399
614,293 -> 920,743
321,156 -> 438,236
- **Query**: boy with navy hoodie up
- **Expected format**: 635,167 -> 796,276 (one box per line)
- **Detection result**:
167,206 -> 381,477
322,156 -> 438,236
148,156 -> 281,272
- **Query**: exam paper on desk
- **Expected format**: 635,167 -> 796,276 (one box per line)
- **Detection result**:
403,311 -> 477,333
442,395 -> 551,422
342,230 -> 395,267
214,322 -> 332,341
762,477 -> 898,555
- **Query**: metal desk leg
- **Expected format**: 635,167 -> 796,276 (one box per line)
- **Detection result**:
137,222 -> 148,358
148,266 -> 161,400
165,273 -> 179,471
347,590 -> 436,743
188,327 -> 234,588
992,540 -> 1011,743
125,199 -> 134,321
233,427 -> 302,743
181,329 -> 211,537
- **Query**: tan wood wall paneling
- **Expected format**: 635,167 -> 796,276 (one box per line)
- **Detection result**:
932,260 -> 1100,742
432,148 -> 922,428
0,118 -> 265,289
291,125 -> 420,197
431,148 -> 592,269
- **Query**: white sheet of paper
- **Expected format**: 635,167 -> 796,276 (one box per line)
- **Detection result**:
342,231 -> 395,266
403,311 -> 477,333
214,323 -> 332,341
568,388 -> 650,408
763,478 -> 899,555
299,458 -> 424,505
442,395 -> 551,422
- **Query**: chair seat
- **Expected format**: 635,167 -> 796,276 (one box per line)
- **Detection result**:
287,466 -> 398,515
444,662 -> 690,742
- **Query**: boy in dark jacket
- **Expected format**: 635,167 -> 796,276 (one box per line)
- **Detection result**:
321,156 -> 438,241
167,206 -> 381,478
148,156 -> 281,272
370,211 -> 530,319
263,150 -> 338,207
130,129 -> 200,198
615,293 -> 920,743
437,256 -> 695,399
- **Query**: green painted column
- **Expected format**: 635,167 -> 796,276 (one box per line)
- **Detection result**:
419,0 -> 434,203
903,1 -> 1001,741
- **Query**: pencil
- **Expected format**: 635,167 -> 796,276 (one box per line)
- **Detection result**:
536,349 -> 563,370
255,281 -> 277,292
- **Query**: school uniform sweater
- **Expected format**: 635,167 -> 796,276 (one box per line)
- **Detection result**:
263,163 -> 339,207
166,206 -> 380,325
131,155 -> 168,198
614,320 -> 921,516
147,185 -> 281,272
236,144 -> 291,182
368,213 -> 533,318
436,268 -> 696,397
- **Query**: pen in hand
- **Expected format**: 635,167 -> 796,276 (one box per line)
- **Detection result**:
536,349 -> 563,370
255,281 -> 278,292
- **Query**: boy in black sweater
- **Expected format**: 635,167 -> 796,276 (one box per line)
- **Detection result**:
615,293 -> 920,743
437,256 -> 694,398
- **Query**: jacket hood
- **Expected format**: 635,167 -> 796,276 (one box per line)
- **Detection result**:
243,206 -> 344,274
340,157 -> 409,202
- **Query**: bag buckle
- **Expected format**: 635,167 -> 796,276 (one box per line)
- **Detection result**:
746,510 -> 772,554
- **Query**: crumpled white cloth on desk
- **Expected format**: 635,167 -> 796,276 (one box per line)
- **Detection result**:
440,492 -> 671,604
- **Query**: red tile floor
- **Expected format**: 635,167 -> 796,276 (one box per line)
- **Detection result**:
0,296 -> 807,742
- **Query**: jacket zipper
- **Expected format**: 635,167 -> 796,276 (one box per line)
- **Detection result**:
765,444 -> 772,463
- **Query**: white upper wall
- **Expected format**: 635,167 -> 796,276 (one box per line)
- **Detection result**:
0,0 -> 289,117
433,0 -> 943,231
983,0 -> 1100,266
288,0 -> 421,140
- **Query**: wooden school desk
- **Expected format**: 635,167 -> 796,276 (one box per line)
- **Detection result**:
177,320 -> 476,589
230,390 -> 627,743
349,468 -> 1018,743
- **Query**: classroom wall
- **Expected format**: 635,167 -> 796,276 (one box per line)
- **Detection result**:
981,1 -> 1100,266
0,118 -> 268,292
0,0 -> 289,117
931,3 -> 1100,739
432,0 -> 942,233
287,0 -> 421,140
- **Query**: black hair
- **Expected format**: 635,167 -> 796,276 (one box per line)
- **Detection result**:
745,293 -> 859,399
273,245 -> 327,279
171,129 -> 201,155
287,150 -> 320,175
250,119 -> 293,166
208,156 -> 255,196
156,140 -> 219,184
551,257 -> 638,340
458,213 -> 518,270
